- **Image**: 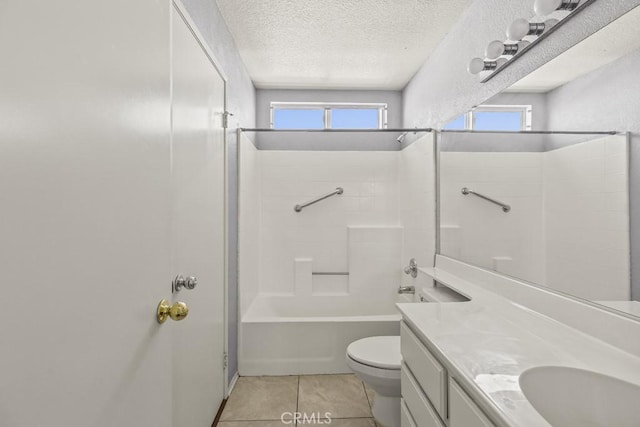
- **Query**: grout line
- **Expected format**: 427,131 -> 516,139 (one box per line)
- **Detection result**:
295,375 -> 300,427
362,380 -> 374,411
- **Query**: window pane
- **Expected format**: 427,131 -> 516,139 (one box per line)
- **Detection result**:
331,108 -> 379,129
273,109 -> 324,129
473,111 -> 522,131
443,115 -> 466,130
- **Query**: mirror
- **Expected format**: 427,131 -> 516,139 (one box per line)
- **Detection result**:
438,6 -> 639,318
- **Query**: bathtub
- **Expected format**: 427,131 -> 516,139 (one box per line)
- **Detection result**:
239,295 -> 404,376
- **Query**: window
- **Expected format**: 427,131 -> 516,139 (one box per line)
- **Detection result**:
270,102 -> 387,129
443,105 -> 532,131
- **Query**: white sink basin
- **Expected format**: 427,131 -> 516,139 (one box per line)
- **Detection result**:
519,366 -> 640,427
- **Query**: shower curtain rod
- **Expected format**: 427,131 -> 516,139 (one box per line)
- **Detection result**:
238,128 -> 619,135
238,128 -> 434,132
439,130 -> 619,135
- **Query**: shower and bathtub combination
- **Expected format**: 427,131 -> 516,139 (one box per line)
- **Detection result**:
237,129 -> 436,376
236,128 -> 631,427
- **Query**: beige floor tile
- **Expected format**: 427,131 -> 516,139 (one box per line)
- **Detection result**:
363,382 -> 375,407
220,376 -> 298,421
298,374 -> 372,419
218,421 -> 291,427
326,418 -> 376,427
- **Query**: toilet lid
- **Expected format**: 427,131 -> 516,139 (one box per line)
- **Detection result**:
347,336 -> 401,370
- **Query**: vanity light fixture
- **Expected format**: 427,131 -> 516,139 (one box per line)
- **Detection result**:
506,18 -> 559,41
485,40 -> 530,60
534,0 -> 580,16
467,0 -> 595,81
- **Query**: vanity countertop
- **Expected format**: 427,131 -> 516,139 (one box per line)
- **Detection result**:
397,267 -> 640,427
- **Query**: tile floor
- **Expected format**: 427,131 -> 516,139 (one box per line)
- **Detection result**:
218,374 -> 379,426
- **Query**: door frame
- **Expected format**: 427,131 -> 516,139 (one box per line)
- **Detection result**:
171,0 -> 231,399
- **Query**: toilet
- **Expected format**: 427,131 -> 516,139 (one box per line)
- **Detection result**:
346,336 -> 401,427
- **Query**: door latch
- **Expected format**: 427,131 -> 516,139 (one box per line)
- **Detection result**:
173,275 -> 198,293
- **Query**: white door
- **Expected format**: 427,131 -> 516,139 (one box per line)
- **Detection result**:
0,0 -> 174,426
170,5 -> 227,425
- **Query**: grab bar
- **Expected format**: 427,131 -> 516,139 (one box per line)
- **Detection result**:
294,187 -> 344,212
461,187 -> 511,213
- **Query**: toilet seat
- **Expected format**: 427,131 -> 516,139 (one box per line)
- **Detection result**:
346,336 -> 401,370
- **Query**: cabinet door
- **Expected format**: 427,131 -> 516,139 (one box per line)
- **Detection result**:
170,4 -> 227,426
449,379 -> 495,427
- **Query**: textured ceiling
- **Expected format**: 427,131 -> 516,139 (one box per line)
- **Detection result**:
508,5 -> 640,93
216,0 -> 473,90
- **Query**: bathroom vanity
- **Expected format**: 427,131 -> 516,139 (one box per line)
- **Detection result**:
400,320 -> 493,427
397,262 -> 640,427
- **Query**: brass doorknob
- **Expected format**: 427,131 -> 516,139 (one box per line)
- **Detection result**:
156,299 -> 189,324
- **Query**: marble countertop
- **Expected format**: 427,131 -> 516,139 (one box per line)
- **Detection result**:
397,267 -> 640,427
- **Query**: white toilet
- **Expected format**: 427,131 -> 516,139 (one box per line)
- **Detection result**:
346,336 -> 401,427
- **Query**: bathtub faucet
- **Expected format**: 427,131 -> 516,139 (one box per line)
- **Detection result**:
398,285 -> 415,294
403,258 -> 418,278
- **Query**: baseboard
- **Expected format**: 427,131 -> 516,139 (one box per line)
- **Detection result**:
227,371 -> 240,397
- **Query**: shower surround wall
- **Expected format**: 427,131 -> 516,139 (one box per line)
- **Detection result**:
238,133 -> 435,375
259,150 -> 399,296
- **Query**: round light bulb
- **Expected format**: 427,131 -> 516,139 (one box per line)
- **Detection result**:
468,58 -> 485,75
485,40 -> 505,60
534,0 -> 563,16
507,18 -> 530,41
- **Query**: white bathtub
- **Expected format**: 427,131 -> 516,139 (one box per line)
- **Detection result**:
239,295 -> 403,376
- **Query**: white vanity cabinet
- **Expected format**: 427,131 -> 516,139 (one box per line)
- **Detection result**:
400,321 -> 496,427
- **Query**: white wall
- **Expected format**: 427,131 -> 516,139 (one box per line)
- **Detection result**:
544,135 -> 630,300
255,89 -> 404,150
238,133 -> 261,315
180,0 -> 257,382
440,152 -> 546,284
398,134 -> 436,274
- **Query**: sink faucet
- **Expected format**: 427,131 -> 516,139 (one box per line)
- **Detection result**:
403,258 -> 418,278
398,285 -> 415,294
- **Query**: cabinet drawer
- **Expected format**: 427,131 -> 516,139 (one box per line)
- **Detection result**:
400,399 -> 417,427
400,321 -> 447,418
449,378 -> 494,427
401,363 -> 445,427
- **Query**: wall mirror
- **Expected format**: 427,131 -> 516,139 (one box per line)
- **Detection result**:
437,5 -> 639,319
